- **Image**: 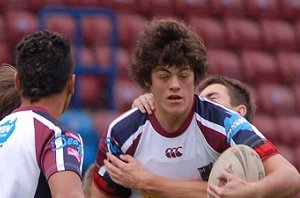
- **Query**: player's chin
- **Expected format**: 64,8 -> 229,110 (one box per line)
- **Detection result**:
167,106 -> 186,116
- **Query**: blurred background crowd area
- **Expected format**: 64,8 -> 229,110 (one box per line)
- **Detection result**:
1,0 -> 300,173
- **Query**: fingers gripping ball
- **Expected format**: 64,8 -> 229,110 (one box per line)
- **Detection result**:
208,144 -> 265,196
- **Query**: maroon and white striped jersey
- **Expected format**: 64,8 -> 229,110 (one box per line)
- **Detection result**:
0,106 -> 84,197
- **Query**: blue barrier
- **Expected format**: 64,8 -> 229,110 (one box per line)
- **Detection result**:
38,7 -> 118,110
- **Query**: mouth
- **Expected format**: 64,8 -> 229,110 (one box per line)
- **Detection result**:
167,95 -> 183,102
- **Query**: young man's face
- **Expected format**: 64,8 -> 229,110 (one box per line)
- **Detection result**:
150,65 -> 195,118
199,83 -> 234,110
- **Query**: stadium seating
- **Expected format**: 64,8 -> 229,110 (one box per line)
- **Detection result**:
276,144 -> 297,166
276,51 -> 300,84
244,0 -> 282,19
174,0 -> 211,17
114,79 -> 144,112
252,114 -> 278,145
77,46 -> 95,66
224,17 -> 263,49
207,49 -> 243,80
260,19 -> 298,50
210,0 -> 246,17
292,83 -> 300,114
296,20 -> 300,47
81,16 -> 113,47
0,42 -> 11,63
44,13 -> 76,42
115,47 -> 131,80
0,15 -> 6,42
117,13 -> 147,49
280,0 -> 300,20
77,74 -> 104,108
92,110 -> 122,135
275,116 -> 300,147
295,146 -> 300,172
256,83 -> 297,116
189,17 -> 227,48
6,10 -> 39,46
240,50 -> 280,84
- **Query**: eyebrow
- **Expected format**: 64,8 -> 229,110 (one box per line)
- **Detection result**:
156,67 -> 190,72
205,92 -> 219,98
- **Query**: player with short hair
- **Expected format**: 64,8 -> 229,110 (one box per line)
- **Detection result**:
0,30 -> 84,198
92,18 -> 300,198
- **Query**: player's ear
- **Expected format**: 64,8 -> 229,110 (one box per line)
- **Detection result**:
67,74 -> 75,95
236,104 -> 247,118
14,72 -> 21,91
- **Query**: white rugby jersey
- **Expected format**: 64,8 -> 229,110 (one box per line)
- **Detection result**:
0,106 -> 84,198
94,95 -> 278,198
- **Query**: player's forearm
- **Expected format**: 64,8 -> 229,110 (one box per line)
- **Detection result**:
141,174 -> 208,198
255,164 -> 300,198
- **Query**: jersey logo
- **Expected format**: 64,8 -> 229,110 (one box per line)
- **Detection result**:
197,163 -> 213,181
51,132 -> 83,162
165,146 -> 183,158
105,137 -> 123,156
0,118 -> 17,148
224,114 -> 251,144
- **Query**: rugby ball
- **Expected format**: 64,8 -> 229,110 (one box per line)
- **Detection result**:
208,145 -> 265,195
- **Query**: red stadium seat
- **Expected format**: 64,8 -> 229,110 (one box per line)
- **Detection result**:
210,0 -> 246,17
224,17 -> 263,49
0,15 -> 7,42
189,17 -> 227,48
44,14 -> 76,42
77,46 -> 95,67
295,146 -> 300,172
78,74 -> 105,108
114,79 -> 144,112
275,116 -> 300,147
6,10 -> 39,46
207,49 -> 243,80
81,16 -> 112,46
115,47 -> 131,80
256,83 -> 297,116
4,0 -> 29,10
93,45 -> 114,69
252,114 -> 278,145
292,83 -> 300,114
0,42 -> 11,63
94,45 -> 130,79
244,0 -> 282,18
92,110 -> 121,135
240,50 -> 280,84
260,19 -> 297,50
174,0 -> 211,17
276,144 -> 297,166
117,14 -> 147,49
280,0 -> 300,20
138,0 -> 176,16
296,20 -> 300,48
43,0 -> 65,6
101,0 -> 136,9
276,51 -> 300,84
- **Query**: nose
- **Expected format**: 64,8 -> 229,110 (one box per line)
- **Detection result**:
170,76 -> 180,91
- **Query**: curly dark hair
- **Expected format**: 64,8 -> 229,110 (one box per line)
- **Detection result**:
198,75 -> 256,122
0,64 -> 21,120
15,29 -> 73,103
130,18 -> 208,90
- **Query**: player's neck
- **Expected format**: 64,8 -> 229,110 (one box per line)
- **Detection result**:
154,109 -> 189,133
20,93 -> 69,120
